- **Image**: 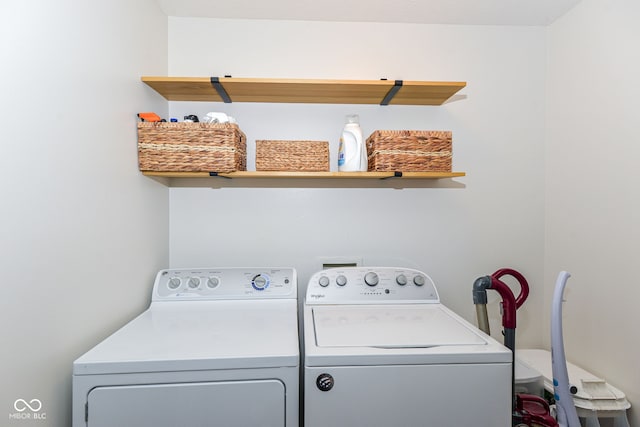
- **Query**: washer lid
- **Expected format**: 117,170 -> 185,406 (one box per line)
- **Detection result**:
313,304 -> 486,348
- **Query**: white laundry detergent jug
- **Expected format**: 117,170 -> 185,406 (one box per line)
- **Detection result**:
338,114 -> 367,171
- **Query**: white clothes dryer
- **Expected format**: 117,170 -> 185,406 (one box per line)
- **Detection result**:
73,267 -> 299,427
304,267 -> 512,427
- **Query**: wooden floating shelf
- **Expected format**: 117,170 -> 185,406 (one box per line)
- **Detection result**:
141,76 -> 466,106
142,171 -> 466,179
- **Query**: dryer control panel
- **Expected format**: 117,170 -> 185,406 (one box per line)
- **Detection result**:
306,267 -> 439,304
153,267 -> 297,301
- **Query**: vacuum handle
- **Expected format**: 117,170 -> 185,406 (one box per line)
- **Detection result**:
492,268 -> 530,309
489,277 -> 517,330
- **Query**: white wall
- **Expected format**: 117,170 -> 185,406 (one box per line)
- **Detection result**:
546,0 -> 640,424
9,4 -> 638,425
167,18 -> 547,347
0,1 -> 168,426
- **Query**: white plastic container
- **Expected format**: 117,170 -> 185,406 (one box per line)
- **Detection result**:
515,358 -> 544,397
338,114 -> 367,172
517,349 -> 631,427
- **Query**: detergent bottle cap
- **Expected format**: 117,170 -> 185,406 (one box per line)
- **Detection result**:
345,114 -> 359,124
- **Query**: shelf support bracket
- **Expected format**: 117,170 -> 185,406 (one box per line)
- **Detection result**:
380,80 -> 403,105
209,172 -> 232,179
210,77 -> 232,103
380,171 -> 403,180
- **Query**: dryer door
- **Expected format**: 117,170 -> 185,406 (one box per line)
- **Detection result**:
86,380 -> 285,427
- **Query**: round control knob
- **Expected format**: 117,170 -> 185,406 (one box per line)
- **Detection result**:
396,274 -> 407,286
318,276 -> 330,287
252,274 -> 270,291
413,275 -> 426,286
364,272 -> 379,287
188,277 -> 200,289
336,275 -> 347,287
207,277 -> 220,289
168,277 -> 181,290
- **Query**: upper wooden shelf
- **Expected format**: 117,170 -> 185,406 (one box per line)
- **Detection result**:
142,171 -> 465,179
141,171 -> 465,188
141,76 -> 466,106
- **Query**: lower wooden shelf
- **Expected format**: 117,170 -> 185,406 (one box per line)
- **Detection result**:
142,171 -> 465,179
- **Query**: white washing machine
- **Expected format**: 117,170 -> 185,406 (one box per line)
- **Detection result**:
73,267 -> 299,427
304,267 -> 512,427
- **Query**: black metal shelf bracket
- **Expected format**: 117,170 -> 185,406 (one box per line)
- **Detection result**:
380,171 -> 403,180
210,77 -> 232,103
380,80 -> 403,105
209,172 -> 232,179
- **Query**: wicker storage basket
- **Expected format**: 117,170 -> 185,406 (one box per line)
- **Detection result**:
366,130 -> 452,172
137,122 -> 246,172
255,140 -> 329,172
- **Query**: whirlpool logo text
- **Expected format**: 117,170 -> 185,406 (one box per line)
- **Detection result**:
9,399 -> 46,421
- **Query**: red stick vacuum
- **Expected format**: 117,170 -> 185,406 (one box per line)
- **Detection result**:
473,268 -> 558,427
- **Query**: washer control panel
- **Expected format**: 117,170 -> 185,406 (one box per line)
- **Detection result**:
306,267 -> 439,304
153,267 -> 297,301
